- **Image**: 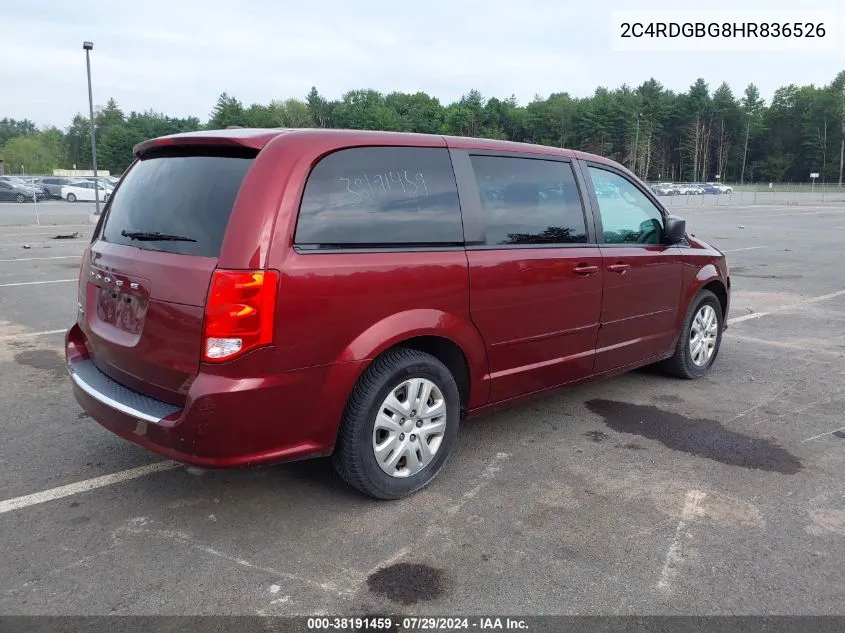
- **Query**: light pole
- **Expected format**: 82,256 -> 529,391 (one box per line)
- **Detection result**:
632,113 -> 641,177
83,41 -> 101,215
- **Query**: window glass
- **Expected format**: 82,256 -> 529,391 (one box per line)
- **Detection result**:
296,147 -> 462,246
587,167 -> 664,244
101,149 -> 254,257
469,156 -> 587,245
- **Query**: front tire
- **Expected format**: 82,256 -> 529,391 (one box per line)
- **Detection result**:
15,193 -> 25,203
333,348 -> 460,500
662,289 -> 723,379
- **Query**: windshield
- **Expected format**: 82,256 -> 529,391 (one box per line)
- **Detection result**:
100,148 -> 255,257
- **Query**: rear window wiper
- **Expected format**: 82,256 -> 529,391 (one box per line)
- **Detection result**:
120,230 -> 197,242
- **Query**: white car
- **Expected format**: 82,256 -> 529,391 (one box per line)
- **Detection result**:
678,185 -> 704,195
61,180 -> 112,203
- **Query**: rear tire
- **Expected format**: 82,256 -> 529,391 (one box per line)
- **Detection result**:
15,193 -> 25,203
333,348 -> 460,500
66,193 -> 76,202
661,289 -> 723,379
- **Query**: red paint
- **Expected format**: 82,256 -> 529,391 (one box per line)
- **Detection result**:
67,129 -> 729,468
594,245 -> 684,372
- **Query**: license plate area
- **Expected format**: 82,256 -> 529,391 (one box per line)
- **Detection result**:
88,268 -> 150,337
96,287 -> 147,335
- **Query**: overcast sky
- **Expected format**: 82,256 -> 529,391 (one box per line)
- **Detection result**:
2,0 -> 843,128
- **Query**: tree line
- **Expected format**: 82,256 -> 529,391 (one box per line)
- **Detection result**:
2,71 -> 844,184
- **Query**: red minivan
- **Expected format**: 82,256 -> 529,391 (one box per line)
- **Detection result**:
66,129 -> 729,499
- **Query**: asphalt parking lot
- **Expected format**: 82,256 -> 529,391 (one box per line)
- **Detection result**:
1,200 -> 844,616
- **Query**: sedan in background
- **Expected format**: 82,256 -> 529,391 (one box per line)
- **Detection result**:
60,180 -> 112,203
678,184 -> 704,195
650,184 -> 676,196
0,179 -> 47,202
36,177 -> 75,199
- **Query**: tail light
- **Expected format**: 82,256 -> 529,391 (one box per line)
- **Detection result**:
203,269 -> 279,362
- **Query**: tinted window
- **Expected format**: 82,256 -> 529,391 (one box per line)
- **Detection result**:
295,147 -> 462,246
469,156 -> 587,246
101,149 -> 254,257
587,167 -> 664,245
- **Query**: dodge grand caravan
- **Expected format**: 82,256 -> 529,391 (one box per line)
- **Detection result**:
66,128 -> 730,499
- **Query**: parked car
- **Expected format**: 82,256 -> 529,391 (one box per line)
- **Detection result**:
707,182 -> 733,194
0,179 -> 47,202
79,176 -> 119,189
37,177 -> 75,199
650,184 -> 676,196
61,180 -> 112,202
66,128 -> 730,499
697,184 -> 722,194
678,184 -> 704,195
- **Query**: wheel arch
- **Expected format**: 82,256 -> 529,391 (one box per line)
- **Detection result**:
335,309 -> 489,412
701,278 -> 728,319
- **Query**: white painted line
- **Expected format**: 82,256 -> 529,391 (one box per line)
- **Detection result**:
728,289 -> 845,324
657,490 -> 706,592
0,256 -> 80,262
0,462 -> 180,514
801,426 -> 845,443
722,246 -> 768,252
0,328 -> 66,341
0,231 -> 91,237
0,278 -> 76,288
0,240 -> 86,246
730,312 -> 770,324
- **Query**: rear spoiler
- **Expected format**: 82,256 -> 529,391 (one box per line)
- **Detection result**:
133,129 -> 288,158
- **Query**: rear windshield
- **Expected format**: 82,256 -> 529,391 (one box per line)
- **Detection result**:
100,148 -> 254,257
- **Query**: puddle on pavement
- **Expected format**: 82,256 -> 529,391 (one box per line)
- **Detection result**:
585,399 -> 802,474
367,563 -> 447,605
14,349 -> 67,381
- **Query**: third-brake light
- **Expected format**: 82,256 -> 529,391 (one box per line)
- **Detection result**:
203,269 -> 279,362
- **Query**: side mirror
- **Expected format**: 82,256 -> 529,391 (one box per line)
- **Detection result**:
664,214 -> 686,244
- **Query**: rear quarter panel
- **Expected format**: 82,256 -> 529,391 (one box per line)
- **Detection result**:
258,131 -> 490,418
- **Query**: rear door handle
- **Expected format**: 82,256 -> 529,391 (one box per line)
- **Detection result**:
573,263 -> 599,276
607,263 -> 630,274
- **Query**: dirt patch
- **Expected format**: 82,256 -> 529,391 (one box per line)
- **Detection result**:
584,430 -> 610,443
585,399 -> 802,474
808,508 -> 845,536
367,563 -> 448,605
652,394 -> 684,404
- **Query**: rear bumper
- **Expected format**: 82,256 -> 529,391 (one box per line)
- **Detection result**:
66,324 -> 362,468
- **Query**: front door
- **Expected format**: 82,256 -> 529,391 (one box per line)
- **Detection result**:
582,164 -> 683,373
462,153 -> 603,403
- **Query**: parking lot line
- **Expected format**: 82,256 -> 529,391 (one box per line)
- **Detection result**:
802,426 -> 845,443
0,256 -> 80,262
0,461 -> 180,514
0,279 -> 76,288
722,246 -> 768,252
657,490 -> 706,592
0,240 -> 86,247
729,289 -> 845,324
2,232 -> 69,237
0,328 -> 66,341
